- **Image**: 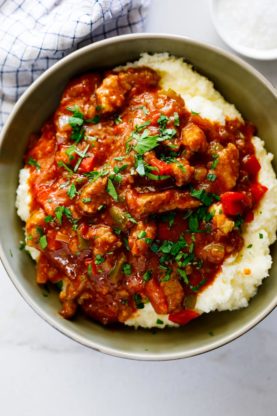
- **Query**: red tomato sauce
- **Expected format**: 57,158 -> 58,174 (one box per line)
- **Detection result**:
22,66 -> 266,326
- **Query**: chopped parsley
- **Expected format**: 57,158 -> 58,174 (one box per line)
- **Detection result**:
137,230 -> 147,239
135,120 -> 151,132
190,278 -> 207,292
211,155 -> 219,170
173,112 -> 180,127
143,270 -> 152,282
190,188 -> 219,206
125,212 -> 138,224
114,115 -> 123,125
234,215 -> 244,229
191,111 -> 200,116
106,178 -> 118,201
133,293 -> 144,309
44,215 -> 54,223
82,198 -> 92,203
27,158 -> 40,170
188,214 -> 199,233
95,254 -> 105,265
67,106 -> 85,143
178,268 -> 189,284
86,114 -> 100,124
39,235 -> 48,250
74,144 -> 90,172
247,244 -> 253,249
156,319 -> 164,325
134,132 -> 160,155
57,161 -> 74,175
259,233 -> 263,239
67,183 -> 77,199
207,173 -> 217,182
157,114 -> 169,130
54,206 -> 75,225
122,263 -> 132,276
113,164 -> 128,173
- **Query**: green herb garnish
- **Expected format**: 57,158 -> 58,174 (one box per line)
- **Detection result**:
27,158 -> 40,170
39,235 -> 48,250
67,183 -> 77,199
106,178 -> 118,201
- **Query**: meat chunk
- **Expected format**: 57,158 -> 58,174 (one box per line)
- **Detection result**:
170,159 -> 194,186
181,122 -> 207,152
96,68 -> 159,113
126,190 -> 201,219
215,143 -> 239,191
82,225 -> 122,256
96,74 -> 128,113
77,177 -> 108,214
128,221 -> 157,256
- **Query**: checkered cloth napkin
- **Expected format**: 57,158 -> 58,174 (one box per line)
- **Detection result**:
0,0 -> 150,129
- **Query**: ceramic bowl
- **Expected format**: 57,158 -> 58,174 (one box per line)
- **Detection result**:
0,34 -> 276,360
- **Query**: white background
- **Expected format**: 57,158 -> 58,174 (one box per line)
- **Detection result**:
0,1 -> 276,415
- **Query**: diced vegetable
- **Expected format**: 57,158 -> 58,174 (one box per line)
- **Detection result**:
168,309 -> 199,325
251,183 -> 267,204
221,191 -> 248,216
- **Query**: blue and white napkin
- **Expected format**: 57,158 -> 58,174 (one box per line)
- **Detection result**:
0,0 -> 150,128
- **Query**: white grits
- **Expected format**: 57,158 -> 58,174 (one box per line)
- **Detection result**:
16,54 -> 277,328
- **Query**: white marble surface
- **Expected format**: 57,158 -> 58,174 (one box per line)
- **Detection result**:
0,1 -> 276,415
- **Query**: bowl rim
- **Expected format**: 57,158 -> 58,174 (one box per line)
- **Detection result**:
0,32 -> 276,361
210,0 -> 277,61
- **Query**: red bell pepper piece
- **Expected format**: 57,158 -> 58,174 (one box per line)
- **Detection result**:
221,191 -> 248,216
243,155 -> 261,179
251,183 -> 267,204
168,309 -> 199,325
78,156 -> 96,173
149,158 -> 172,176
145,278 -> 168,315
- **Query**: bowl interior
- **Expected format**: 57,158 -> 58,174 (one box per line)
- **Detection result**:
0,35 -> 276,360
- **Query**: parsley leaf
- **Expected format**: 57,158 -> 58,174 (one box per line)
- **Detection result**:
188,214 -> 199,232
143,270 -> 152,282
67,183 -> 77,199
135,121 -> 151,132
44,215 -> 54,223
95,254 -> 105,265
211,155 -> 219,169
173,112 -> 180,127
207,173 -> 217,182
39,235 -> 48,250
158,114 -> 169,130
27,158 -> 40,170
137,231 -> 147,239
133,293 -> 144,309
134,133 -> 159,155
190,188 -> 218,206
122,263 -> 132,276
136,157 -> 146,176
106,178 -> 118,201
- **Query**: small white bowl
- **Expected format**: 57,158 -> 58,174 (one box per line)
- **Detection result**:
210,0 -> 277,60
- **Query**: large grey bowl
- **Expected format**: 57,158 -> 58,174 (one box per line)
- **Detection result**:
0,34 -> 276,360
